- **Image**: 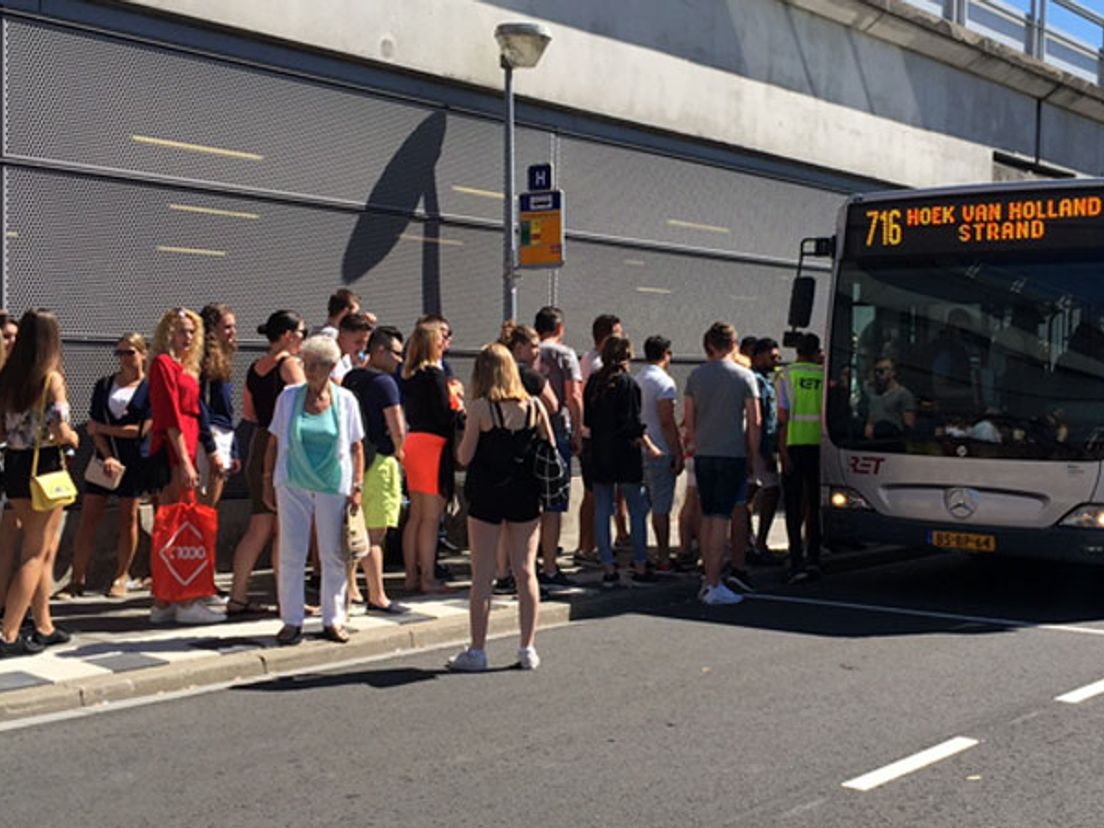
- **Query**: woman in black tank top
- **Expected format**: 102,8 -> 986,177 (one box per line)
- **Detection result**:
448,344 -> 555,673
226,311 -> 306,616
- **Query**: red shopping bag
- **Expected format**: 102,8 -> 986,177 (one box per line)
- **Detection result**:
150,491 -> 218,603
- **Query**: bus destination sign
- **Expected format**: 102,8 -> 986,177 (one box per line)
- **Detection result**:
846,187 -> 1104,259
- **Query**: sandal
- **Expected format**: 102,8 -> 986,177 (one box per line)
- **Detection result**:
106,579 -> 128,599
226,598 -> 272,617
322,625 -> 351,643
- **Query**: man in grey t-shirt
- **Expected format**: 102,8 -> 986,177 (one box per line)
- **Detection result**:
535,306 -> 583,583
865,357 -> 916,439
684,322 -> 761,606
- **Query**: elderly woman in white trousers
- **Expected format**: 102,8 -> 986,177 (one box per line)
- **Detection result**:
264,335 -> 364,645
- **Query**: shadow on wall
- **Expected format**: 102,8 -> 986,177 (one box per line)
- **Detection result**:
342,110 -> 447,314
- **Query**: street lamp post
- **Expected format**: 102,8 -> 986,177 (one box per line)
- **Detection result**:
495,22 -> 551,322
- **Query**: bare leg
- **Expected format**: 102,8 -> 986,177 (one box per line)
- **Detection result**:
68,493 -> 108,593
540,512 -> 561,572
701,515 -> 728,588
679,488 -> 701,560
729,505 -> 749,572
229,513 -> 276,604
401,498 -> 421,590
506,518 -> 540,649
31,510 -> 64,634
466,516 -> 500,650
361,528 -> 392,607
0,509 -> 19,603
496,529 -> 510,580
417,493 -> 447,590
109,497 -> 141,595
1,502 -> 56,641
200,472 -> 225,508
578,490 -> 595,554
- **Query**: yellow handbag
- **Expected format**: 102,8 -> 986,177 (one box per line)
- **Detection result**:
30,375 -> 77,512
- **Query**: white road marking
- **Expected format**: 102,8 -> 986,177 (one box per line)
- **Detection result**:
1055,677 -> 1104,704
747,593 -> 1104,638
842,737 -> 979,792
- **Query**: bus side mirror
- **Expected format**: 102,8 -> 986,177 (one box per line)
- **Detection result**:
787,276 -> 815,329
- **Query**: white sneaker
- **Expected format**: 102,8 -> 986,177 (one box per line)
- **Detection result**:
517,646 -> 541,670
174,601 -> 227,625
446,647 -> 487,672
149,604 -> 175,625
701,583 -> 744,606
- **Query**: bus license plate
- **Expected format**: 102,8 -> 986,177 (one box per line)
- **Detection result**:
928,530 -> 996,553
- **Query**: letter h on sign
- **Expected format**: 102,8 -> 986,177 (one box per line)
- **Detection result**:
528,163 -> 553,192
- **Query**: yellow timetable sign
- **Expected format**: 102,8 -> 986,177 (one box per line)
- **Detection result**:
519,190 -> 564,269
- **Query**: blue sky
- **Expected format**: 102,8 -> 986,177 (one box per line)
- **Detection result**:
1001,0 -> 1104,44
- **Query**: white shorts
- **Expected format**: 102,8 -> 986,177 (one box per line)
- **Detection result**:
197,425 -> 235,490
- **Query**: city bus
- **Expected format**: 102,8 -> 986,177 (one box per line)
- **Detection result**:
797,178 -> 1104,561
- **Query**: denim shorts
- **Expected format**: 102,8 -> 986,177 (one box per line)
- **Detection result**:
694,455 -> 748,517
643,454 -> 677,515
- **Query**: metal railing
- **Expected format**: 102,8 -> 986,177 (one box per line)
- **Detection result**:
906,0 -> 1104,85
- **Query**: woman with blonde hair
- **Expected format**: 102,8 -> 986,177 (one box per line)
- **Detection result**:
62,333 -> 151,599
448,343 -> 554,671
147,306 -> 225,625
0,310 -> 80,655
197,303 -> 240,507
400,320 -> 457,593
263,335 -> 364,645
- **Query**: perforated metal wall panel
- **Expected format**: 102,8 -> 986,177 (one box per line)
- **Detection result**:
559,136 -> 844,259
2,18 -> 552,223
515,239 -> 828,356
2,166 -> 457,339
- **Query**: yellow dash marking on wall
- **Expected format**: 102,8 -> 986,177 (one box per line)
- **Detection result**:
452,185 -> 505,200
156,245 -> 227,258
636,286 -> 672,295
398,233 -> 465,247
666,218 -> 731,234
131,134 -> 263,161
168,204 -> 259,220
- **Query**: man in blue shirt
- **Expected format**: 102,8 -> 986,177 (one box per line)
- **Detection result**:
746,338 -> 782,565
343,325 -> 410,615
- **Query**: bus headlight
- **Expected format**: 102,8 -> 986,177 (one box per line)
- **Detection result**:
1058,505 -> 1104,529
828,487 -> 872,510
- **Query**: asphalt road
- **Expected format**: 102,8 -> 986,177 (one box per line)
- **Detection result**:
5,550 -> 1104,828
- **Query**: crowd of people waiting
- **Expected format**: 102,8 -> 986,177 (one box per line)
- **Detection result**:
0,294 -> 825,670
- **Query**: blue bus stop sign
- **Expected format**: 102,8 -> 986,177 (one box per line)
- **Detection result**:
528,163 -> 553,192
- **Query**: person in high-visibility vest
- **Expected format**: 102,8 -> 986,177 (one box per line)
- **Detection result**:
777,332 -> 823,584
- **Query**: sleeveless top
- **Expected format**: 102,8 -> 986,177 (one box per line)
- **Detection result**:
464,399 -> 539,500
246,355 -> 289,429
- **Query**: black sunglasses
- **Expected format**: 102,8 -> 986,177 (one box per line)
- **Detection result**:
115,349 -> 138,356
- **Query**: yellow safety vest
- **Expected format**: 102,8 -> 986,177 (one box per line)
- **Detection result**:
781,362 -> 823,447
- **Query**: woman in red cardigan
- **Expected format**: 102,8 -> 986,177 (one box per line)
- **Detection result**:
147,307 -> 225,626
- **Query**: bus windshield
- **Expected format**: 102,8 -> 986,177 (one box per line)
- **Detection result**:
827,252 -> 1104,461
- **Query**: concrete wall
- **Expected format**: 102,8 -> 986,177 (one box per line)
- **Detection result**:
112,0 -> 1104,184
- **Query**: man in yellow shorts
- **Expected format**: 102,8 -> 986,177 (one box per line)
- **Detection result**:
343,325 -> 410,614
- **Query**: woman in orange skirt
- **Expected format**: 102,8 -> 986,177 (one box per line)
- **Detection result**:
400,320 -> 457,593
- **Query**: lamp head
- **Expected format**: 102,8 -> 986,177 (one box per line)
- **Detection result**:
495,22 -> 552,69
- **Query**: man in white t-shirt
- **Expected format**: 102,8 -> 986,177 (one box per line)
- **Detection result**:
635,335 -> 683,569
